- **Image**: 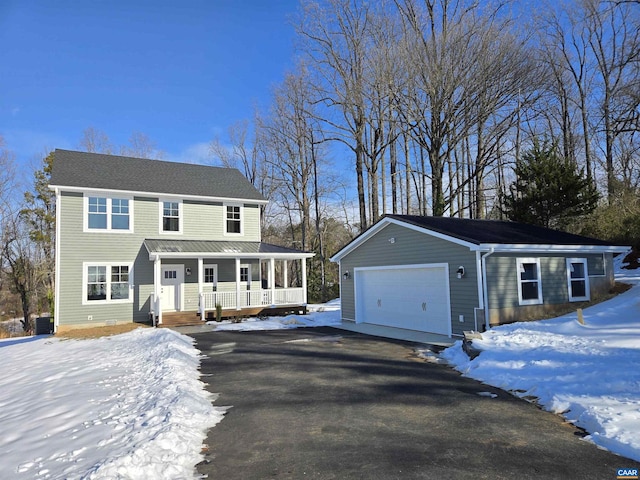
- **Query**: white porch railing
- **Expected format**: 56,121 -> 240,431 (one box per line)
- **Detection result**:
199,288 -> 305,312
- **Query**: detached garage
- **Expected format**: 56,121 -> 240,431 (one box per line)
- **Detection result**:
331,215 -> 628,339
355,265 -> 451,336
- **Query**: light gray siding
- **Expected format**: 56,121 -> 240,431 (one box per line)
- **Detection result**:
57,190 -> 263,327
340,223 -> 479,336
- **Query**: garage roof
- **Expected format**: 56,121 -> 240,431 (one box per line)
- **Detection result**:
386,215 -> 613,246
331,215 -> 629,261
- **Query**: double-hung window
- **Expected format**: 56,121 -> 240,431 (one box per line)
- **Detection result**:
225,204 -> 242,235
111,198 -> 130,230
85,195 -> 132,232
110,266 -> 130,300
84,263 -> 132,304
161,200 -> 182,233
88,197 -> 107,229
87,265 -> 107,301
567,258 -> 589,302
517,258 -> 543,305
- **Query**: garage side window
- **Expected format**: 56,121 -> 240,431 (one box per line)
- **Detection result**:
517,258 -> 542,305
567,258 -> 590,302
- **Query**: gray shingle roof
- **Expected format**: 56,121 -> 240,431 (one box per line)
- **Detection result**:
143,239 -> 311,256
385,215 -> 614,246
49,149 -> 266,202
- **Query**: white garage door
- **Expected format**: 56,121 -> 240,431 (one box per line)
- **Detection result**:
355,264 -> 451,336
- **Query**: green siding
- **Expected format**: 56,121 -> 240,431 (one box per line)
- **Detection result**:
486,253 -> 612,310
57,192 -> 154,326
57,191 -> 264,327
340,223 -> 479,337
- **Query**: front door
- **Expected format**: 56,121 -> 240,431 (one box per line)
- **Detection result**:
161,265 -> 183,311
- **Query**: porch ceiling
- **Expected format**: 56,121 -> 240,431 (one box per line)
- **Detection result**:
144,239 -> 314,259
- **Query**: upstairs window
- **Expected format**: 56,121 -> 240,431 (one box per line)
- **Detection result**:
85,195 -> 132,232
88,197 -> 107,229
225,205 -> 242,235
111,199 -> 130,230
567,258 -> 590,302
517,258 -> 542,305
161,200 -> 181,233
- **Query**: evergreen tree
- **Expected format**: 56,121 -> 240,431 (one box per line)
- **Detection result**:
501,140 -> 599,229
20,151 -> 55,315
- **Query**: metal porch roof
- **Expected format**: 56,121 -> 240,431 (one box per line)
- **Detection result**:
143,239 -> 313,258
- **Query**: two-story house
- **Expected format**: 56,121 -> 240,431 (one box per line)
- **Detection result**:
49,149 -> 313,332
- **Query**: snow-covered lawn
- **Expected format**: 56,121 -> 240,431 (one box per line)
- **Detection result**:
0,328 -> 226,479
441,266 -> 640,462
0,301 -> 342,479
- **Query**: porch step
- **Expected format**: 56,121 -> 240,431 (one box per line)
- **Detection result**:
159,312 -> 205,327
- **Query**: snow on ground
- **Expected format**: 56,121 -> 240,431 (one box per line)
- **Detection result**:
3,266 -> 640,477
209,298 -> 342,331
0,328 -> 226,479
440,263 -> 640,462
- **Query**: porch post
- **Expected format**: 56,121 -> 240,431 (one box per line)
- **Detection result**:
269,257 -> 275,306
235,257 -> 241,310
197,258 -> 204,295
301,257 -> 307,305
283,260 -> 288,288
154,255 -> 162,325
197,257 -> 204,318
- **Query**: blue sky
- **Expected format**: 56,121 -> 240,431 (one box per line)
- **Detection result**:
0,0 -> 300,173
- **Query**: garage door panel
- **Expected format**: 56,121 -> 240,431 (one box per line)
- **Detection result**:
355,265 -> 451,336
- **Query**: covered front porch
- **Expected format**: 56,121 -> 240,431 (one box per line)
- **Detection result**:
144,239 -> 314,325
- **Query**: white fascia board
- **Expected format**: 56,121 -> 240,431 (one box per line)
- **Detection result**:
478,243 -> 631,253
48,184 -> 269,205
330,217 -> 479,262
147,251 -> 315,261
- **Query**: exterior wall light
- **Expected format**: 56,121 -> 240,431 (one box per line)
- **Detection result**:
456,266 -> 465,279
343,271 -> 351,280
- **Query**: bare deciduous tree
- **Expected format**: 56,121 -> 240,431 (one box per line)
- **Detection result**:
78,127 -> 114,154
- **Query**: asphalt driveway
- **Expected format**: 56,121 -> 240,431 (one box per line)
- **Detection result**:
192,327 -> 639,479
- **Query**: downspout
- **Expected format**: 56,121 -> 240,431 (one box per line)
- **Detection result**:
480,248 -> 495,332
53,187 -> 61,333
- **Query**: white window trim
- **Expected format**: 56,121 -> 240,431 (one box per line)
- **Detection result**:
566,258 -> 590,302
224,203 -> 243,236
203,264 -> 218,290
516,258 -> 543,306
83,193 -> 134,233
82,262 -> 134,305
159,198 -> 183,235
